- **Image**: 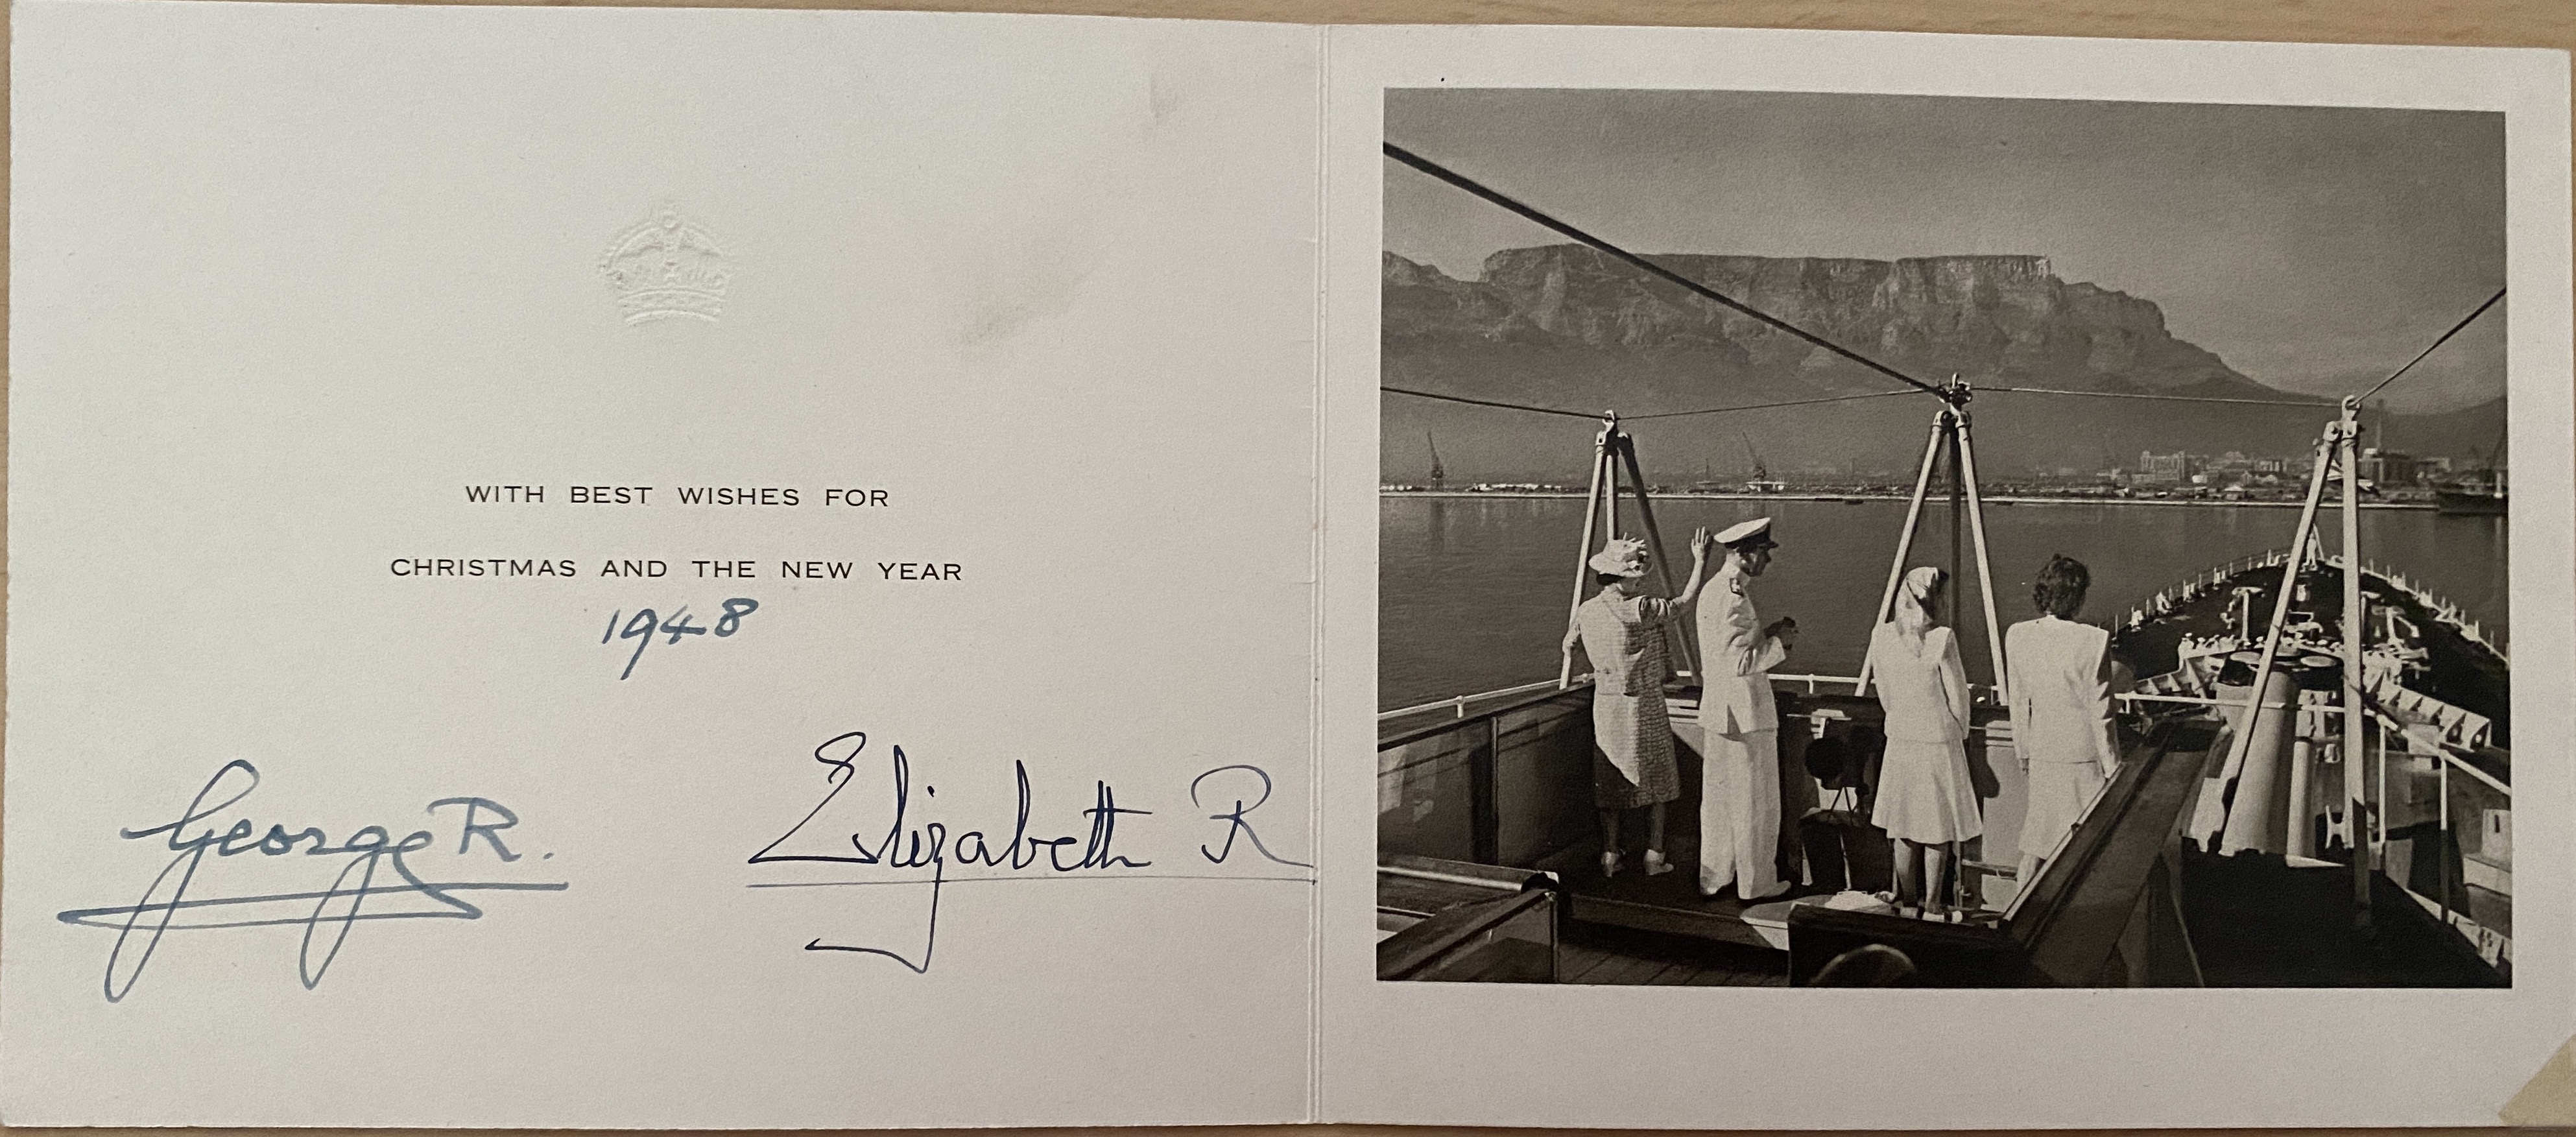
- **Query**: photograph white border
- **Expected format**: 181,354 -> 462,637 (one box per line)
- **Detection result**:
1317,24 -> 2573,1129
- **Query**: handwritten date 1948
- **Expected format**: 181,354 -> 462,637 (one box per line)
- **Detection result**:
601,598 -> 759,679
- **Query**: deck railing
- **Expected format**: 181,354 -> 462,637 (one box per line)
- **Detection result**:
2368,704 -> 2510,968
1379,673 -> 2249,732
1378,678 -> 1576,723
1379,685 -> 1596,868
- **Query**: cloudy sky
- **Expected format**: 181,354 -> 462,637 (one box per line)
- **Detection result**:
1385,90 -> 2505,413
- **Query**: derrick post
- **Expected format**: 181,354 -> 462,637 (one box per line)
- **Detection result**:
1951,394 -> 2009,706
1855,411 -> 1948,695
2339,397 -> 2374,933
1560,413 -> 1619,689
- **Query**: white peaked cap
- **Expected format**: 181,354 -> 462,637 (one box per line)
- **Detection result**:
1717,516 -> 1776,547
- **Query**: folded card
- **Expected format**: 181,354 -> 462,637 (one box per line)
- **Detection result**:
8,2 -> 2571,1129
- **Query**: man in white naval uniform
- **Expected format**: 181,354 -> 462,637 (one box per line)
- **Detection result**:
1694,517 -> 1796,901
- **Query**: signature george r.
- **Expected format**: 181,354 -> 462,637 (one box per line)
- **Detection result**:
54,760 -> 567,1003
750,730 -> 1314,974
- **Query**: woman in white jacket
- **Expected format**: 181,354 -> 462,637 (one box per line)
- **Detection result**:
2004,555 -> 2122,887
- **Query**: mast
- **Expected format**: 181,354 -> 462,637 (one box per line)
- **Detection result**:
1425,430 -> 1446,489
2339,398 -> 2373,931
1856,385 -> 2009,703
1558,413 -> 1701,686
1948,403 -> 1964,635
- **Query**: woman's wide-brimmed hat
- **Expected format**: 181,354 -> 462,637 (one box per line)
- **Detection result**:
1903,564 -> 1945,601
1588,538 -> 1650,578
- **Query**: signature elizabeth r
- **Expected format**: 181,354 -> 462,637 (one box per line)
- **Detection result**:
56,760 -> 569,1003
750,730 -> 1313,973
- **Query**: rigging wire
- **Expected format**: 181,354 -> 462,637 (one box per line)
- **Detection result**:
1379,386 -> 1598,419
1985,387 -> 2328,409
1381,385 -> 1918,421
1385,141 -> 2501,418
2354,287 -> 2506,405
1383,142 -> 1947,400
1628,389 -> 1919,419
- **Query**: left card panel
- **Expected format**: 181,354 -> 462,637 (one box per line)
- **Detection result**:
5,2 -> 1321,1126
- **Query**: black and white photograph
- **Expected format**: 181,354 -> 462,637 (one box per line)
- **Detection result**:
1374,88 -> 2512,988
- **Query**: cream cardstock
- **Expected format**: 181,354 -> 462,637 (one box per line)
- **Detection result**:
8,3 -> 1318,1127
8,2 -> 2571,1129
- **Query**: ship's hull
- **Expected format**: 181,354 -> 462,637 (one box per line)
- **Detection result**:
2436,488 -> 2507,516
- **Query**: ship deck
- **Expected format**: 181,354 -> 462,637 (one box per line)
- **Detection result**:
1556,924 -> 1791,987
1377,863 -> 1796,985
1378,685 -> 2014,982
2113,557 -> 2509,747
1550,691 -> 2003,948
1379,654 -> 2509,986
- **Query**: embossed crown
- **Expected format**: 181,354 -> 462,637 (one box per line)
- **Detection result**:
598,207 -> 730,324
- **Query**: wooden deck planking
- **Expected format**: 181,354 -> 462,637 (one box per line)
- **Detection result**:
1555,924 -> 1793,987
1557,943 -> 1619,983
1582,952 -> 1673,986
1630,961 -> 1689,985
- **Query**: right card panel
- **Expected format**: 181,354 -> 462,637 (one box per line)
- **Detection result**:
1320,24 -> 2574,1128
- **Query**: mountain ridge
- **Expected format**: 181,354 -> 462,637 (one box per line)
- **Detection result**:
1378,246 -> 2507,482
1387,246 -> 2293,398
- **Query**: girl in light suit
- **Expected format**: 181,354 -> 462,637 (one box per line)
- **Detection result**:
1867,566 -> 1981,917
2005,555 -> 2122,886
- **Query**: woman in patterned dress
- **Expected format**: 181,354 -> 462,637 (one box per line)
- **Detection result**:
1561,529 -> 1715,878
1867,566 -> 1982,917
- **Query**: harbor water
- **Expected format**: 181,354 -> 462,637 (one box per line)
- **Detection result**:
1380,495 -> 2509,712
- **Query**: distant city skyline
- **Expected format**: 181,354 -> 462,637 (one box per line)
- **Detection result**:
1386,90 -> 2506,414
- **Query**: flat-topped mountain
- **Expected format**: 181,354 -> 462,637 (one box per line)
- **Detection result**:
1378,246 -> 2499,483
1387,246 -> 2274,398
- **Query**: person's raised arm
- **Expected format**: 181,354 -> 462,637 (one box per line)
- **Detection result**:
1668,527 -> 1716,610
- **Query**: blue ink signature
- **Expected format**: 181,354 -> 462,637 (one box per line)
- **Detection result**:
1191,764 -> 1311,869
748,731 -> 1307,973
56,760 -> 569,1002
